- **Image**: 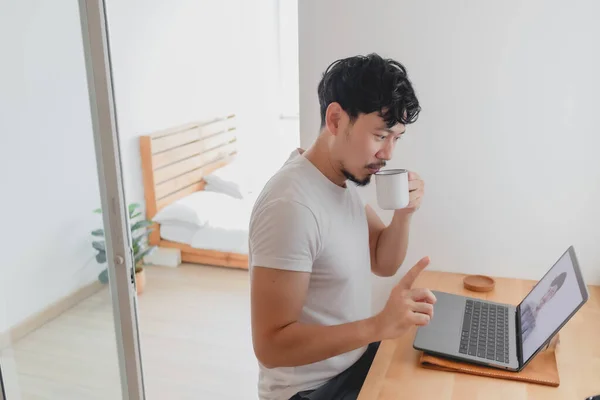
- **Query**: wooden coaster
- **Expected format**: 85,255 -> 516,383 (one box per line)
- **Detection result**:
463,274 -> 496,292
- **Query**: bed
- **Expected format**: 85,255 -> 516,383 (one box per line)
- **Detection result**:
139,114 -> 258,270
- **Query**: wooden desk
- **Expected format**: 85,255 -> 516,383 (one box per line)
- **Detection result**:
358,270 -> 600,400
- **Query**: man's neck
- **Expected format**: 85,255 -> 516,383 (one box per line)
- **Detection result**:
302,135 -> 347,188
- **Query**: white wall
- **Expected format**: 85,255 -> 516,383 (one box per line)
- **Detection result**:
0,0 -> 105,332
105,0 -> 287,198
0,0 -> 292,332
105,0 -> 240,202
298,0 -> 600,310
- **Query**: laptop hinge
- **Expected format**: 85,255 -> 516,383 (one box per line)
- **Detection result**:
515,305 -> 523,366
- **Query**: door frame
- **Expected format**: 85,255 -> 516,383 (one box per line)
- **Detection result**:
0,362 -> 5,400
78,0 -> 146,398
0,1 -> 144,398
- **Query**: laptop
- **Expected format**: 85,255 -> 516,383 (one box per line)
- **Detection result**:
413,245 -> 589,372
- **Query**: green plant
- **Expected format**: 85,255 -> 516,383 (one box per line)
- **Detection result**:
92,203 -> 156,284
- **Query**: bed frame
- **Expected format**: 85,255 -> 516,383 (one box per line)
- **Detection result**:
139,114 -> 249,269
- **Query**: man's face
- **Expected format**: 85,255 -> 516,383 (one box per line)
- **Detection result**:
332,112 -> 405,186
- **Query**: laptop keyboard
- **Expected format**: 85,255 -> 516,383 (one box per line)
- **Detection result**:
459,300 -> 510,363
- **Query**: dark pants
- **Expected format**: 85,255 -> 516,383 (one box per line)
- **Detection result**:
289,342 -> 380,400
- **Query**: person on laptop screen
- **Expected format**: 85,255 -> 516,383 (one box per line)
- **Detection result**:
520,272 -> 567,342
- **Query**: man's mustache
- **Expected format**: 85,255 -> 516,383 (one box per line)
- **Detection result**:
367,161 -> 387,169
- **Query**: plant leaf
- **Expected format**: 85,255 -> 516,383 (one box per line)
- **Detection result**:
135,246 -> 156,264
98,268 -> 109,284
92,241 -> 106,252
95,251 -> 107,264
131,220 -> 153,231
128,203 -> 141,218
132,230 -> 152,248
130,212 -> 142,219
93,208 -> 103,214
91,229 -> 104,237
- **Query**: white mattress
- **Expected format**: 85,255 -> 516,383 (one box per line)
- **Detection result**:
190,225 -> 248,254
159,194 -> 253,254
160,223 -> 249,254
159,223 -> 198,246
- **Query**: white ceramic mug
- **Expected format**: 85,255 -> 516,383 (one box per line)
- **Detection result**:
375,168 -> 410,210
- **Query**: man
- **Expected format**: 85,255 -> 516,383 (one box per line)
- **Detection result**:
248,53 -> 437,400
520,272 -> 567,342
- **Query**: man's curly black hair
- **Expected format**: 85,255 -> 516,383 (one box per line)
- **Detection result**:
317,53 -> 421,129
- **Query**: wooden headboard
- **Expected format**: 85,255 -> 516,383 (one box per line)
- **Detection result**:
139,114 -> 238,246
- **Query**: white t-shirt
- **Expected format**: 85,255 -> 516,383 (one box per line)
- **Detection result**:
248,150 -> 373,400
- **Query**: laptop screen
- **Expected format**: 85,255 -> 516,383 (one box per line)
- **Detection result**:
518,246 -> 588,363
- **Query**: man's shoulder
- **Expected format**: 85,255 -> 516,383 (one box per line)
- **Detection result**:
253,153 -> 314,209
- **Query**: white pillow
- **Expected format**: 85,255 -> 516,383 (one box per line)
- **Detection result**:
204,181 -> 243,199
152,191 -> 242,227
203,158 -> 275,199
203,162 -> 249,199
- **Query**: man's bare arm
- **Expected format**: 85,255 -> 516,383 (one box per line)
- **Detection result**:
366,205 -> 411,277
250,266 -> 378,369
366,171 -> 424,277
250,257 -> 435,369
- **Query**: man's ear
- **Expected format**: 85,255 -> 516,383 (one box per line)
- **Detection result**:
325,102 -> 347,136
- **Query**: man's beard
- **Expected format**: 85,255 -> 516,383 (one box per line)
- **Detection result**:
341,161 -> 386,187
342,169 -> 372,187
